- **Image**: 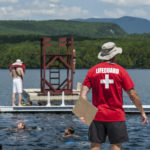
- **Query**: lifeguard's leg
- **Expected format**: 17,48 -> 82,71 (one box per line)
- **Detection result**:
89,121 -> 105,150
110,143 -> 122,150
91,143 -> 101,150
12,78 -> 17,106
12,93 -> 16,106
16,78 -> 23,106
107,122 -> 128,150
18,93 -> 22,106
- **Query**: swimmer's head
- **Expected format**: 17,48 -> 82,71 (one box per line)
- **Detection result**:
27,101 -> 32,105
21,99 -> 24,104
18,122 -> 26,129
65,127 -> 74,135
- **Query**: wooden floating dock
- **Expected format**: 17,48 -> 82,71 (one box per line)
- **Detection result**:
23,89 -> 80,101
21,87 -> 150,114
0,105 -> 150,113
23,87 -> 81,102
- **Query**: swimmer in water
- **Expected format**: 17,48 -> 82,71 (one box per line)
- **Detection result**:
26,101 -> 32,106
63,127 -> 75,137
5,122 -> 44,133
17,122 -> 26,130
21,99 -> 26,106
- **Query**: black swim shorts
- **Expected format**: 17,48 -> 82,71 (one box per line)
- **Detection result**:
88,120 -> 129,144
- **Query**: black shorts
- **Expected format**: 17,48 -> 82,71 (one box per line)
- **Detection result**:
88,120 -> 129,144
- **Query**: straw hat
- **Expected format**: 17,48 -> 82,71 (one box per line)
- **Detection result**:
98,42 -> 122,60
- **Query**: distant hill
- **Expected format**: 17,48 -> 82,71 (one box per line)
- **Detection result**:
72,16 -> 150,34
0,20 -> 125,36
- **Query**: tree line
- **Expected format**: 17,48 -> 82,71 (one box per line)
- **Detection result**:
0,34 -> 150,69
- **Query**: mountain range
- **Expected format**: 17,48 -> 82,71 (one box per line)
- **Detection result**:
72,16 -> 150,34
0,20 -> 125,36
0,16 -> 149,36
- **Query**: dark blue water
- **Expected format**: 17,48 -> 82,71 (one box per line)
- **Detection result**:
0,69 -> 150,150
0,113 -> 149,150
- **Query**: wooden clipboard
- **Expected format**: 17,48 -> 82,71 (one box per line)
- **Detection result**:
72,97 -> 98,126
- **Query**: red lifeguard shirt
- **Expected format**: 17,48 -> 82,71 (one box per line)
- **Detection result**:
83,62 -> 135,122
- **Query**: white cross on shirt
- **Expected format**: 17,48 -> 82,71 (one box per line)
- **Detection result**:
100,74 -> 114,89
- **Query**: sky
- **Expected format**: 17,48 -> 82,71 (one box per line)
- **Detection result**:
0,0 -> 150,20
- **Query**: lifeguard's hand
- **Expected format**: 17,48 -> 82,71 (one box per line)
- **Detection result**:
141,113 -> 149,125
79,117 -> 86,124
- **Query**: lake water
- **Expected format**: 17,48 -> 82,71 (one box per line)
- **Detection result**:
0,69 -> 150,150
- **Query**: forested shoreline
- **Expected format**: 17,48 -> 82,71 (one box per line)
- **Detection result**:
0,34 -> 150,69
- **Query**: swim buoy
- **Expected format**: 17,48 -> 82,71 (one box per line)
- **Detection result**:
9,63 -> 26,73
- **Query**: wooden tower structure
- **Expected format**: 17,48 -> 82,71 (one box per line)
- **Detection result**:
40,37 -> 75,95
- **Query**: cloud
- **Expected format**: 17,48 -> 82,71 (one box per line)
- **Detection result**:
56,6 -> 88,19
0,0 -> 18,3
0,7 -> 55,19
33,0 -> 48,8
0,6 -> 28,19
49,0 -> 60,3
104,9 -> 126,18
98,0 -> 150,6
132,9 -> 147,18
33,0 -> 60,8
49,4 -> 56,8
0,4 -> 89,20
0,6 -> 13,15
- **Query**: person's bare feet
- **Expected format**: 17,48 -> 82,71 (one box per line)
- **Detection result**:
18,104 -> 23,107
12,104 -> 16,107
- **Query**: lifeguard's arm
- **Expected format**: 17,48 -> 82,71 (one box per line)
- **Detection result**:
9,71 -> 12,77
79,85 -> 91,124
80,85 -> 91,100
127,88 -> 148,125
9,65 -> 12,77
20,68 -> 24,78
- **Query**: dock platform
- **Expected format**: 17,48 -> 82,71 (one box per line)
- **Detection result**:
123,105 -> 150,113
23,88 -> 80,102
0,105 -> 150,113
0,106 -> 74,113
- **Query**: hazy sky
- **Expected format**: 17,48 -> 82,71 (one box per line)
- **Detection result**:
0,0 -> 150,20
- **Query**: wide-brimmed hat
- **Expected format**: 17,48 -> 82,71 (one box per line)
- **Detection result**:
98,42 -> 122,60
15,59 -> 23,64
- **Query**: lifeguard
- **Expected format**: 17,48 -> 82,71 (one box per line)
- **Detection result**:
80,42 -> 148,150
9,59 -> 25,106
